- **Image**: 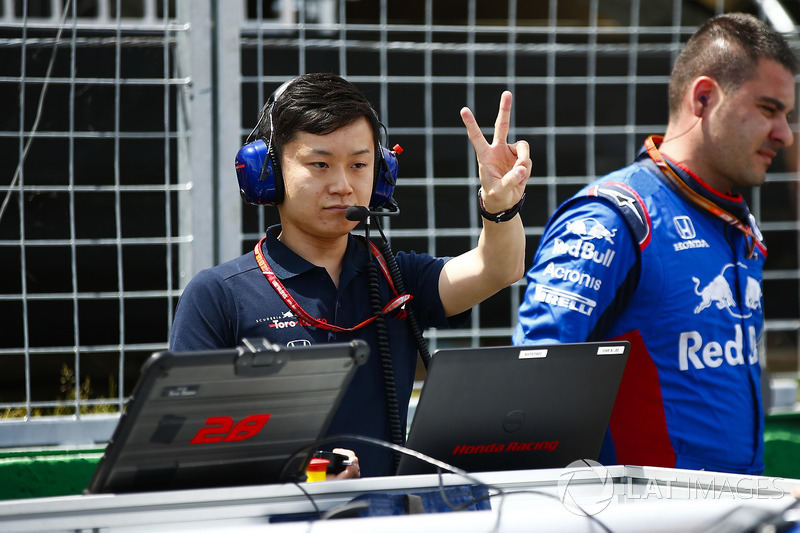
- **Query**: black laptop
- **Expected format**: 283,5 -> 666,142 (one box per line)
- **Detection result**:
396,341 -> 629,475
86,339 -> 369,494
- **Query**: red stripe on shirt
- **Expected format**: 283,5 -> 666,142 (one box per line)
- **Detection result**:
608,330 -> 676,467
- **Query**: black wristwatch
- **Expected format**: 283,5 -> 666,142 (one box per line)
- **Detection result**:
478,187 -> 526,223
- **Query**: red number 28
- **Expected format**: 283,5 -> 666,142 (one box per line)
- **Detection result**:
189,414 -> 271,444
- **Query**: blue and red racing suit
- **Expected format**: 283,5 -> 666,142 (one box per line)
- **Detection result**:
513,141 -> 765,474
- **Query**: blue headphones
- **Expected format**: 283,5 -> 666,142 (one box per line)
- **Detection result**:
235,81 -> 399,208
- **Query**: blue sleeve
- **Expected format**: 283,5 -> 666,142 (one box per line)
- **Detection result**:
513,198 -> 638,345
169,269 -> 238,351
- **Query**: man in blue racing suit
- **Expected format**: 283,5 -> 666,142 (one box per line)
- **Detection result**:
514,13 -> 797,474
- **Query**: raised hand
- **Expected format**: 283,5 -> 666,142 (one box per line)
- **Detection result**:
460,91 -> 531,214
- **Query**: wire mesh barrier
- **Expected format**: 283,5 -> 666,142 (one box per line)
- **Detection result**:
0,0 -> 187,422
2,0 -> 800,442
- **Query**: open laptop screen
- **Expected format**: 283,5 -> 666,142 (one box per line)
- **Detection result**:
397,341 -> 629,475
86,339 -> 368,494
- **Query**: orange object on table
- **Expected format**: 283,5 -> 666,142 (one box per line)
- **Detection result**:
305,458 -> 330,482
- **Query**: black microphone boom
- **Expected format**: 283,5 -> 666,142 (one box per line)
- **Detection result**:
345,206 -> 372,222
345,202 -> 400,222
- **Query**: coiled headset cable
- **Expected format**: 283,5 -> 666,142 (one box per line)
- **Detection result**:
363,213 -> 433,472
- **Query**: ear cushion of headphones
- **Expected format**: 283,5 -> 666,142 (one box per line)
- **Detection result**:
372,145 -> 398,208
235,139 -> 283,205
236,139 -> 398,207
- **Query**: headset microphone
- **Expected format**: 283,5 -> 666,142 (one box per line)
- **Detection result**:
345,201 -> 400,222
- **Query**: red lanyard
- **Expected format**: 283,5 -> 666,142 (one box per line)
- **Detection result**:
253,236 -> 413,333
644,135 -> 766,258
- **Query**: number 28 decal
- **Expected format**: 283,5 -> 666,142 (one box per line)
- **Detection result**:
190,414 -> 271,444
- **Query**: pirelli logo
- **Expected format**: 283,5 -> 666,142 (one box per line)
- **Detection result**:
533,284 -> 597,316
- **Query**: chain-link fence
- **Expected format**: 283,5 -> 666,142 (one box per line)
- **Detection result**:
2,0 -> 800,443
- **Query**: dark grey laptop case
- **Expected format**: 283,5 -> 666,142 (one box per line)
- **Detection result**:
397,341 -> 629,475
87,339 -> 368,493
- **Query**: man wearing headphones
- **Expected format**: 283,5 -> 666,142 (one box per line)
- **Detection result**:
514,13 -> 797,475
170,73 -> 531,477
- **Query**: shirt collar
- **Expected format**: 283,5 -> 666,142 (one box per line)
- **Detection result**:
262,225 -> 370,280
635,144 -> 753,226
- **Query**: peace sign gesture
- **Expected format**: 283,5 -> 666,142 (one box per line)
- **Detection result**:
437,90 -> 530,318
460,91 -> 531,214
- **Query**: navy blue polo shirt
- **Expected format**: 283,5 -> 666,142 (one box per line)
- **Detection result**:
170,225 -> 469,477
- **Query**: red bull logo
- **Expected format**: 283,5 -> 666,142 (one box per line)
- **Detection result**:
692,274 -> 736,314
552,239 -> 616,267
565,218 -> 617,243
679,324 -> 759,371
551,218 -> 618,268
692,263 -> 761,319
744,277 -> 762,311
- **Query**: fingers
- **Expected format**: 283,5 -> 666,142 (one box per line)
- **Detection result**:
461,91 -> 515,152
492,139 -> 531,188
492,91 -> 513,145
345,461 -> 361,479
332,447 -> 355,460
513,140 -> 532,180
331,448 -> 360,480
460,106 -> 487,152
332,460 -> 360,480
